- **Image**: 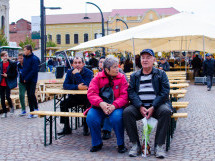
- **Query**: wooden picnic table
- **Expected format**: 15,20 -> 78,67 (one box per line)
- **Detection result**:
168,77 -> 186,80
170,83 -> 189,89
40,88 -> 87,95
169,80 -> 187,83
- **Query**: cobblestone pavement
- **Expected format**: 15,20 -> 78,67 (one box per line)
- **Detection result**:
1,82 -> 215,161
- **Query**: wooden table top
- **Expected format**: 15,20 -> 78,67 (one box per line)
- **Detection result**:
40,88 -> 87,95
170,89 -> 187,95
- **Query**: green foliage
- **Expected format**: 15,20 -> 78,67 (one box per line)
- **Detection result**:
0,33 -> 9,46
19,36 -> 36,49
46,41 -> 57,47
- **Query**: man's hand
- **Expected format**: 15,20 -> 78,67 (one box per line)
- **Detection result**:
140,106 -> 148,117
78,83 -> 88,90
107,104 -> 115,115
99,102 -> 109,115
159,67 -> 163,70
146,107 -> 154,119
72,68 -> 80,75
1,73 -> 7,77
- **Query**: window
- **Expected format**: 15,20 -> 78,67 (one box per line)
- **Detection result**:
56,34 -> 61,44
84,33 -> 88,42
94,33 -> 97,39
65,34 -> 70,44
49,35 -> 52,41
74,34 -> 79,44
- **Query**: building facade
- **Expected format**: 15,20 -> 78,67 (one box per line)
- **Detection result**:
46,8 -> 179,50
0,0 -> 9,41
9,19 -> 39,48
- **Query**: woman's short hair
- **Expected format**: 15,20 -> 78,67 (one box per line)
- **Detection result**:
103,55 -> 119,70
1,51 -> 8,57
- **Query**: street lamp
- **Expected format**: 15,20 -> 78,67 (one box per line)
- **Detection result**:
116,18 -> 129,29
40,0 -> 61,72
85,2 -> 105,56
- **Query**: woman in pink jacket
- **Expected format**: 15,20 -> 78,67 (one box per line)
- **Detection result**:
86,56 -> 129,153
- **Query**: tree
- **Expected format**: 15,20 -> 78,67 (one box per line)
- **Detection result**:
19,36 -> 36,49
46,40 -> 57,47
0,31 -> 8,46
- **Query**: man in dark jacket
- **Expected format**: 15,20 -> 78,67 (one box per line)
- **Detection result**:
159,58 -> 170,71
89,53 -> 98,68
58,57 -> 93,136
203,53 -> 215,91
123,49 -> 172,159
22,45 -> 40,118
191,55 -> 202,78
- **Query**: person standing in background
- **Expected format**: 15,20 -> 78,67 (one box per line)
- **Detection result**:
17,53 -> 27,116
0,51 -> 17,118
22,45 -> 40,118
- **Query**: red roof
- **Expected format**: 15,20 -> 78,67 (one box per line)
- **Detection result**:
46,7 -> 179,24
46,12 -> 111,24
110,7 -> 179,17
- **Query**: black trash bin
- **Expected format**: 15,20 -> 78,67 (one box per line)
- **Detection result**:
55,66 -> 65,79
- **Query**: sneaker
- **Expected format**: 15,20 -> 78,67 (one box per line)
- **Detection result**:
90,143 -> 103,152
207,88 -> 211,91
129,142 -> 141,157
1,113 -> 7,118
155,145 -> 166,158
33,109 -> 39,118
19,110 -> 26,116
27,114 -> 37,119
118,144 -> 128,153
10,107 -> 14,114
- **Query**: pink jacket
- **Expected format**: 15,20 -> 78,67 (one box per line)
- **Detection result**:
87,71 -> 128,109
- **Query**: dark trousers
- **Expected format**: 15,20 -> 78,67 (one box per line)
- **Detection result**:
60,94 -> 90,130
123,104 -> 171,146
0,86 -> 13,113
25,82 -> 38,112
193,68 -> 200,78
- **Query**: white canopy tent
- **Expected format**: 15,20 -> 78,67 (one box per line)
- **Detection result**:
68,12 -> 215,54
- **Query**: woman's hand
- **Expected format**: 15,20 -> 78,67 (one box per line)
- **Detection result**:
99,102 -> 109,115
107,104 -> 115,115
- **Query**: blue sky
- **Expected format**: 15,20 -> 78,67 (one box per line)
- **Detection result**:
9,0 -> 215,23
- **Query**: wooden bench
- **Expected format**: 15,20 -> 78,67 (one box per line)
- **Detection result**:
30,110 -> 188,149
172,102 -> 189,110
30,111 -> 86,146
166,112 -> 188,151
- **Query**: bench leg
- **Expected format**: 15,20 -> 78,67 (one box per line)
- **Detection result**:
50,116 -> 53,145
54,95 -> 57,140
44,116 -> 47,146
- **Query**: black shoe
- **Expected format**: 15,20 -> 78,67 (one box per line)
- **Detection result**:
118,144 -> 128,153
57,128 -> 71,135
102,130 -> 111,140
83,128 -> 90,136
90,143 -> 103,152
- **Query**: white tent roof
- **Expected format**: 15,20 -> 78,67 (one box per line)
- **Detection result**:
68,12 -> 215,53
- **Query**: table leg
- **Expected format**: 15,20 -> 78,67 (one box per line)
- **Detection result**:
50,116 -> 53,145
54,94 -> 57,140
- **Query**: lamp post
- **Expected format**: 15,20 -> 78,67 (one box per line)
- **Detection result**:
116,18 -> 128,29
85,2 -> 105,56
40,0 -> 61,72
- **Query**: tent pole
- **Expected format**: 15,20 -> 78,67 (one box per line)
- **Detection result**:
203,35 -> 205,59
132,38 -> 136,72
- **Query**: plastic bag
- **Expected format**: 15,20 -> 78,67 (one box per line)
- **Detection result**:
142,117 -> 158,157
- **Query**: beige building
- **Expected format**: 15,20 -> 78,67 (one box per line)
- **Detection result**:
0,0 -> 9,41
46,8 -> 179,50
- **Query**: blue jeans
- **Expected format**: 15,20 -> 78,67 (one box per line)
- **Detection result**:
87,108 -> 124,146
206,75 -> 213,89
48,65 -> 53,72
103,118 -> 112,132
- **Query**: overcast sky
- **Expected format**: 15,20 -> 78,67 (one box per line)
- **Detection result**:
9,0 -> 215,23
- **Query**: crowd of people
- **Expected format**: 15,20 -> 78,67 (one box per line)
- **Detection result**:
53,48 -> 172,159
1,45 -> 214,159
0,44 -> 40,118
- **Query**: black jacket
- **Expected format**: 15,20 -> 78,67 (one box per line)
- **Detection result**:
159,62 -> 170,71
128,67 -> 172,110
0,60 -> 18,89
22,53 -> 40,83
203,58 -> 215,76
